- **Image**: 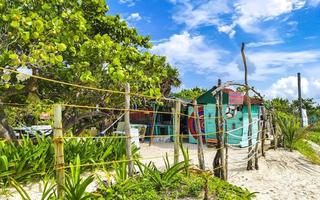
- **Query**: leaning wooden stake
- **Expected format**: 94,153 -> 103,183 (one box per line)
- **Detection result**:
213,79 -> 226,180
125,83 -> 133,177
241,42 -> 254,170
193,100 -> 205,170
53,104 -> 65,199
174,100 -> 181,164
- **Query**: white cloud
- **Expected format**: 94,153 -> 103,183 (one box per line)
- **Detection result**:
265,76 -> 320,100
169,0 -> 312,39
171,0 -> 231,29
152,32 -> 229,74
308,0 -> 320,6
246,40 -> 284,48
119,0 -> 136,7
234,0 -> 305,33
127,13 -> 142,21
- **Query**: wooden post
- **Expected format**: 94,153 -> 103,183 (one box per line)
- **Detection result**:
213,79 -> 226,180
193,100 -> 205,170
269,112 -> 277,150
261,107 -> 266,157
224,119 -> 228,180
297,73 -> 303,127
125,83 -> 133,177
53,104 -> 65,199
149,104 -> 158,146
174,100 -> 181,164
254,108 -> 262,170
241,42 -> 254,170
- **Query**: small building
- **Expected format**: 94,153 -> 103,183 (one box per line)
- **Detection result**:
188,87 -> 263,147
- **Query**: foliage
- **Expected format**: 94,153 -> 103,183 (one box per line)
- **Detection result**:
10,178 -> 56,200
293,140 -> 320,165
172,87 -> 207,100
63,155 -> 94,200
0,136 -> 135,186
275,112 -> 302,151
0,0 -> 180,139
307,132 -> 320,146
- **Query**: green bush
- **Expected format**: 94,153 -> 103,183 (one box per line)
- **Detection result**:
0,135 -> 136,186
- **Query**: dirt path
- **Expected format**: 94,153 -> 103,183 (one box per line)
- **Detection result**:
139,143 -> 320,200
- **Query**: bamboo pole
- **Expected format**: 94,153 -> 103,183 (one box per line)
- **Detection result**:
125,83 -> 133,177
193,100 -> 205,170
174,101 -> 181,164
241,43 -> 254,170
53,104 -> 65,199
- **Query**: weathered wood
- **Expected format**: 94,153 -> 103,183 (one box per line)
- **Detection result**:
224,119 -> 228,180
125,83 -> 133,177
254,108 -> 263,169
174,101 -> 181,164
297,73 -> 303,127
193,100 -> 205,170
149,105 -> 158,146
213,79 -> 226,180
241,43 -> 254,170
261,107 -> 266,157
53,104 -> 65,199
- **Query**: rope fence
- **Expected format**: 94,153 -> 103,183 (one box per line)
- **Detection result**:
0,66 -> 277,199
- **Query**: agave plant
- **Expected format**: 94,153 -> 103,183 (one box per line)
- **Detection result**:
276,113 -> 303,151
10,178 -> 56,200
62,155 -> 94,200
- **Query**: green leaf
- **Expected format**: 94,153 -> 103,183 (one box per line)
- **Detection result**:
10,21 -> 20,28
57,43 -> 67,52
1,74 -> 11,82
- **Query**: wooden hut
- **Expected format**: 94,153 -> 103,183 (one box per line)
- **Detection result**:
188,87 -> 263,147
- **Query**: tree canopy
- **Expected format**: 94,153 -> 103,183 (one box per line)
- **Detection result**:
172,87 -> 207,100
0,0 -> 180,138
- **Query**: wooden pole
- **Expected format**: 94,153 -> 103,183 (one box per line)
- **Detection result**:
53,104 -> 65,199
224,119 -> 228,180
174,100 -> 181,164
149,104 -> 158,146
125,83 -> 133,177
254,109 -> 262,170
213,79 -> 226,180
193,100 -> 205,170
241,43 -> 254,170
297,73 -> 303,127
261,107 -> 266,157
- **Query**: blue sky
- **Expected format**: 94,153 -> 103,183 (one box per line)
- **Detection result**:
107,0 -> 320,101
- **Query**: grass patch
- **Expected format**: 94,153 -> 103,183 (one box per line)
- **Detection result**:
307,131 -> 320,146
293,139 -> 320,165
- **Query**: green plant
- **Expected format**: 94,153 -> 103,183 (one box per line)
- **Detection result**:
10,178 -> 56,200
62,155 -> 94,200
276,113 -> 303,151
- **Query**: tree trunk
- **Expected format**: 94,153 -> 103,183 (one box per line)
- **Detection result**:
0,107 -> 16,140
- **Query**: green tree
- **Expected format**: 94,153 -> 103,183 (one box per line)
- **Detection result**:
0,0 -> 180,139
173,87 -> 207,100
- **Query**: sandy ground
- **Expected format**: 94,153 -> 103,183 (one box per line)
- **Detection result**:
1,142 -> 320,200
139,143 -> 320,200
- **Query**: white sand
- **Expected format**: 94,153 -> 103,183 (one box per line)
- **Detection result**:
139,143 -> 320,200
1,142 -> 320,200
